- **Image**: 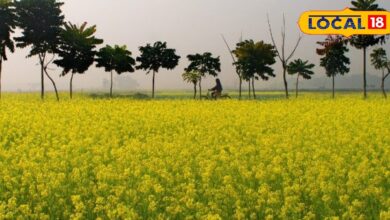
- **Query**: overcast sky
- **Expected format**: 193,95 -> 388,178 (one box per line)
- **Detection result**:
3,0 -> 390,92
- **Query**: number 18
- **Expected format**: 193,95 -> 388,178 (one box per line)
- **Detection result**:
368,15 -> 386,29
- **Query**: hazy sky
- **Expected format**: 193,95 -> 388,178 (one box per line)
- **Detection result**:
3,0 -> 390,92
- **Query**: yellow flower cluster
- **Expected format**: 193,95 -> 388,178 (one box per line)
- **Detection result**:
0,94 -> 389,219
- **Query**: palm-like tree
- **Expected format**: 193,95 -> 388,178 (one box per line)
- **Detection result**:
350,0 -> 385,99
182,71 -> 200,99
54,22 -> 103,99
371,48 -> 389,98
96,45 -> 135,97
287,59 -> 315,98
0,0 -> 16,99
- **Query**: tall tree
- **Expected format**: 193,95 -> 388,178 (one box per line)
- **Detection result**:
136,41 -> 180,99
54,22 -> 103,99
233,40 -> 277,99
317,35 -> 350,98
14,0 -> 65,101
287,59 -> 315,98
0,0 -> 16,99
182,71 -> 200,99
268,14 -> 302,99
222,34 -> 243,99
96,45 -> 135,97
185,52 -> 221,100
350,0 -> 385,99
371,48 -> 390,98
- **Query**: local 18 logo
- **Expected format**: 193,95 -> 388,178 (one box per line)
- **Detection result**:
298,8 -> 390,37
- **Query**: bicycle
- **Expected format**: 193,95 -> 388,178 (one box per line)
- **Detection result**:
201,91 -> 231,100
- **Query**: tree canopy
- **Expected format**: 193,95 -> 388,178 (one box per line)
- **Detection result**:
185,52 -> 221,78
317,36 -> 350,78
14,0 -> 65,57
233,40 -> 277,81
0,0 -> 16,61
55,22 -> 103,75
96,45 -> 135,74
136,41 -> 180,74
288,59 -> 315,80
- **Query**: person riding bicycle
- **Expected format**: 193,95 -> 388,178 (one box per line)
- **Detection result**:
209,78 -> 223,99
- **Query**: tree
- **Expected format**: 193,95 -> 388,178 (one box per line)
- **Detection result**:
287,59 -> 315,98
14,0 -> 64,101
317,35 -> 350,98
96,45 -> 135,97
54,22 -> 103,99
0,0 -> 16,99
185,52 -> 221,100
350,0 -> 385,99
268,14 -> 302,99
233,40 -> 277,99
182,71 -> 200,99
136,41 -> 180,99
371,48 -> 390,98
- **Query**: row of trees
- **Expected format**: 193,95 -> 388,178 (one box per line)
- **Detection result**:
0,0 -> 389,100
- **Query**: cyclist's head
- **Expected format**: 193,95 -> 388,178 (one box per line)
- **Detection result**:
216,78 -> 221,84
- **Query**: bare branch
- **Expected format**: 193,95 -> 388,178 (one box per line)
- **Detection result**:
267,13 -> 283,62
44,54 -> 56,70
286,35 -> 303,62
221,34 -> 236,63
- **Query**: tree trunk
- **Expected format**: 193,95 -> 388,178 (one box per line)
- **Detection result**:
0,59 -> 2,100
110,70 -> 113,98
363,47 -> 367,99
296,74 -> 299,98
193,82 -> 197,99
44,68 -> 59,102
239,77 -> 242,100
152,71 -> 155,99
40,56 -> 45,100
199,77 -> 202,100
382,69 -> 387,99
248,80 -> 251,99
252,77 -> 256,99
70,72 -> 74,99
283,64 -> 289,99
332,74 -> 335,99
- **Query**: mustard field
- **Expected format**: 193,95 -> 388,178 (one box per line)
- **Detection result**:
0,93 -> 389,219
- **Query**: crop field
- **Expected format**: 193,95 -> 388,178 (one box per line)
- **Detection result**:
0,93 -> 389,219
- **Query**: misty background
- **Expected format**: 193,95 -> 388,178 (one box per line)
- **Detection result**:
3,0 -> 390,92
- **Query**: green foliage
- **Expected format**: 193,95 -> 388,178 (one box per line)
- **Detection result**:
54,22 -> 103,75
96,45 -> 135,74
0,0 -> 16,61
317,36 -> 350,78
287,59 -> 315,80
182,71 -> 200,85
136,41 -> 180,74
14,0 -> 65,56
370,48 -> 388,70
185,52 -> 221,78
233,40 -> 277,81
351,0 -> 379,11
